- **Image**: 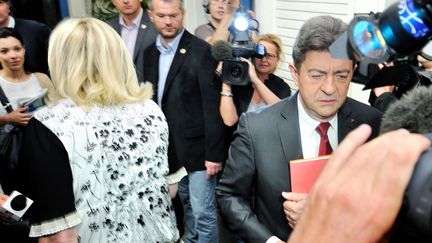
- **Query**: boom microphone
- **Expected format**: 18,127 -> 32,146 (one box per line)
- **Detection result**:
212,40 -> 233,61
380,86 -> 432,241
380,86 -> 432,134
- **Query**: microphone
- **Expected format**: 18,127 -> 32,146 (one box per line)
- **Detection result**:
0,191 -> 33,222
380,86 -> 432,240
212,40 -> 233,61
380,86 -> 432,134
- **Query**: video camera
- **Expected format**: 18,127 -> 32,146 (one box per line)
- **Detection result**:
330,0 -> 432,93
330,0 -> 432,239
215,6 -> 265,86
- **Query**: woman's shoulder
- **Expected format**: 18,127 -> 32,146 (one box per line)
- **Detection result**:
130,99 -> 166,120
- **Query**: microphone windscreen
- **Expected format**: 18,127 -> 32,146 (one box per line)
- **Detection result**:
212,40 -> 233,61
380,86 -> 432,134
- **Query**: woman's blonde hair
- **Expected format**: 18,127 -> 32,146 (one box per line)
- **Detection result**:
48,17 -> 152,106
256,33 -> 284,62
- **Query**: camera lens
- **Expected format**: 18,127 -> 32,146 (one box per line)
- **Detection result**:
230,66 -> 242,78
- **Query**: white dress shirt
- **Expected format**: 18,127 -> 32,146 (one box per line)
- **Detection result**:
297,95 -> 338,158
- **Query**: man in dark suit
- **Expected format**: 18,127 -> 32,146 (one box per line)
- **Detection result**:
107,0 -> 157,83
0,0 -> 50,74
144,0 -> 226,242
216,15 -> 383,243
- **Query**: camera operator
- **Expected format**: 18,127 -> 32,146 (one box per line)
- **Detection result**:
219,34 -> 291,127
370,53 -> 432,112
196,0 -> 257,44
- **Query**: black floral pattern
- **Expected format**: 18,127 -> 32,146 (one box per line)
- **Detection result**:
34,99 -> 178,243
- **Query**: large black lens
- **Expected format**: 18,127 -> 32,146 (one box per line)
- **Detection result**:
231,66 -> 242,78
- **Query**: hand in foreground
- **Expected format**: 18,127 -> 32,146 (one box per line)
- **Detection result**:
288,124 -> 431,243
0,194 -> 8,207
205,160 -> 222,178
3,106 -> 32,125
281,192 -> 307,228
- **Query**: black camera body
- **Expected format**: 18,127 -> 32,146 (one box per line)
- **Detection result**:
220,7 -> 263,86
222,59 -> 250,86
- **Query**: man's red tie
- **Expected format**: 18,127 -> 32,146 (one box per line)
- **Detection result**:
316,122 -> 333,156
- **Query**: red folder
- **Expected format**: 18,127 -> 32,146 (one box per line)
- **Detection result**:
289,155 -> 331,193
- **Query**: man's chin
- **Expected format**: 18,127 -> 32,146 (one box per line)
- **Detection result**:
161,32 -> 178,39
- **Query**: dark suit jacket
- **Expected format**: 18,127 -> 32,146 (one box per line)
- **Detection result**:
107,11 -> 157,83
216,92 -> 383,242
14,18 -> 51,74
143,30 -> 226,173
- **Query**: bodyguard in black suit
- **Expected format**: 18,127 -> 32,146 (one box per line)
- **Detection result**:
216,15 -> 383,243
0,0 -> 50,74
14,18 -> 50,74
107,0 -> 157,83
144,0 -> 226,242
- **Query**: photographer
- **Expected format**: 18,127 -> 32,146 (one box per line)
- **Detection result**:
370,53 -> 432,113
196,0 -> 257,44
219,34 -> 291,127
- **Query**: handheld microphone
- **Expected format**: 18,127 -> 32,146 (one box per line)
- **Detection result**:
0,191 -> 33,222
212,40 -> 233,61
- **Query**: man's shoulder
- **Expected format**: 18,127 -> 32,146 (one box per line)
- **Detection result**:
106,15 -> 119,26
243,97 -> 292,121
184,30 -> 211,48
345,97 -> 383,118
195,23 -> 212,34
14,18 -> 50,31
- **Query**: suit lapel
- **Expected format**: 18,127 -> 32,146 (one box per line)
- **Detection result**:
337,99 -> 357,142
112,17 -> 122,34
133,13 -> 152,61
145,46 -> 160,103
278,93 -> 304,163
162,30 -> 190,101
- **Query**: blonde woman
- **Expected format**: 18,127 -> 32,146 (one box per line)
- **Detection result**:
17,18 -> 178,243
220,34 -> 291,127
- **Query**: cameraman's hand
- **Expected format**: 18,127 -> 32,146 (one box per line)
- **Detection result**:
226,0 -> 240,15
2,106 -> 32,126
240,57 -> 260,84
373,85 -> 394,97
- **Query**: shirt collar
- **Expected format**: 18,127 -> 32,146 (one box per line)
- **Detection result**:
156,28 -> 185,54
119,8 -> 143,29
297,94 -> 337,135
8,16 -> 14,28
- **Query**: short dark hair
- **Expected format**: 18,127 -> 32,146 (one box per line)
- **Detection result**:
148,0 -> 184,10
292,15 -> 347,70
0,27 -> 24,46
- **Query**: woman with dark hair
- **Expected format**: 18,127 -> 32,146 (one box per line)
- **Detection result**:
0,27 -> 53,128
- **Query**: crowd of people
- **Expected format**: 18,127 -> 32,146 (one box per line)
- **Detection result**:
0,0 -> 431,243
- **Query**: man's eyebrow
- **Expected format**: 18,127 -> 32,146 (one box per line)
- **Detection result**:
307,69 -> 326,74
334,69 -> 351,74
